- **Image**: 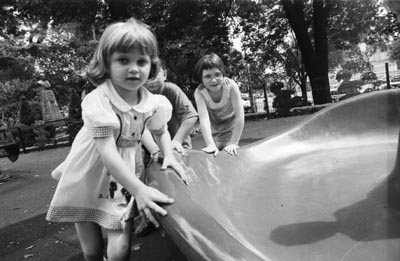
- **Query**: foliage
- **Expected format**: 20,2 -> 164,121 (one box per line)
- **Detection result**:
235,0 -> 391,104
329,46 -> 373,75
143,0 -> 235,90
335,69 -> 352,81
389,40 -> 400,61
1,0 -> 400,117
234,1 -> 296,90
361,71 -> 378,82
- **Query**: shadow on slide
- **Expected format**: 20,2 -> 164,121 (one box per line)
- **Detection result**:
146,89 -> 400,261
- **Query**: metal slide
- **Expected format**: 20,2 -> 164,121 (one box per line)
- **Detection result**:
146,89 -> 400,261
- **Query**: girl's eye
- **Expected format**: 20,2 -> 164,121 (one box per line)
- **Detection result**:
138,58 -> 149,66
118,57 -> 129,64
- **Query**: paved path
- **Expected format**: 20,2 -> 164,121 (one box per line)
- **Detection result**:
0,115 -> 309,260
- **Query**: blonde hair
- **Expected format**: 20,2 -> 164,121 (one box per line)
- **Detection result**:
86,18 -> 160,86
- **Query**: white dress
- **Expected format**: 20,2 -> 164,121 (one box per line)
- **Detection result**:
46,80 -> 172,230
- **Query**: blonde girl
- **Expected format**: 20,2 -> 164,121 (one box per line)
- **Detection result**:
46,18 -> 186,261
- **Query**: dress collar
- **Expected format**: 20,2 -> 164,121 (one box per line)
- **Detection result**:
99,79 -> 157,113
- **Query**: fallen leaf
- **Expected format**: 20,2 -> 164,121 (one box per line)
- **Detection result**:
25,245 -> 34,250
131,243 -> 141,251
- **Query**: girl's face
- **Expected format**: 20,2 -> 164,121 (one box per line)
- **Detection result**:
108,48 -> 152,95
201,68 -> 223,92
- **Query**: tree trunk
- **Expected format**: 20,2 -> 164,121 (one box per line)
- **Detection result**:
281,0 -> 332,105
300,76 -> 308,104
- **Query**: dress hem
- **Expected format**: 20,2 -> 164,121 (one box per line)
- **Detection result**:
46,206 -> 134,230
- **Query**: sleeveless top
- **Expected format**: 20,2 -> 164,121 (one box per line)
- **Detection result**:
195,77 -> 235,149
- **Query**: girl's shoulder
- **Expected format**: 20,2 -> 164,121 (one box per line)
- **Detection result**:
81,85 -> 110,110
195,83 -> 205,92
223,77 -> 237,89
194,83 -> 206,97
81,86 -> 120,128
146,94 -> 172,131
134,88 -> 170,114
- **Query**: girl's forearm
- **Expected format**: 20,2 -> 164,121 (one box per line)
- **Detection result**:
96,137 -> 146,195
173,117 -> 198,144
154,131 -> 174,158
142,128 -> 159,154
229,117 -> 244,145
200,121 -> 215,147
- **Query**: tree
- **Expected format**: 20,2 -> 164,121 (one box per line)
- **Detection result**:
235,0 -> 388,104
146,0 -> 234,90
281,0 -> 386,104
234,0 -> 311,102
281,0 -> 331,104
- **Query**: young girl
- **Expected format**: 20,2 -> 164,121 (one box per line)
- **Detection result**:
46,18 -> 186,261
193,53 -> 245,157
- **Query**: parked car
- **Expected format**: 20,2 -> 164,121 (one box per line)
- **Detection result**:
358,83 -> 374,93
242,96 -> 252,113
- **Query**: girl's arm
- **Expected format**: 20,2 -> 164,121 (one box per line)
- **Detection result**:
94,136 -> 173,227
194,90 -> 218,156
141,128 -> 160,156
223,80 -> 245,155
152,130 -> 188,185
171,116 -> 198,155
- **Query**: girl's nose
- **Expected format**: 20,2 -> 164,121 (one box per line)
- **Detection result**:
128,63 -> 139,73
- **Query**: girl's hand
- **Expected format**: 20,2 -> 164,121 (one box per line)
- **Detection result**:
223,144 -> 239,156
171,139 -> 186,155
135,185 -> 174,228
161,156 -> 188,185
201,145 -> 219,157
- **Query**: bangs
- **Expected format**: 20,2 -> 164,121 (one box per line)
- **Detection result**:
202,62 -> 218,70
201,60 -> 223,74
103,21 -> 158,59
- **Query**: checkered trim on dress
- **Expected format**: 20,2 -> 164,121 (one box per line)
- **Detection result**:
46,206 -> 134,230
117,138 -> 137,148
88,126 -> 114,137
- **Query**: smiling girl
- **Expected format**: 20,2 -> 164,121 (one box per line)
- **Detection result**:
193,53 -> 244,156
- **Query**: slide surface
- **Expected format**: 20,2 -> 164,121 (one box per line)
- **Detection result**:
147,89 -> 400,261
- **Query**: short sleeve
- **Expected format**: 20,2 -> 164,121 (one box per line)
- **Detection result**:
147,95 -> 172,136
164,83 -> 198,122
81,90 -> 120,137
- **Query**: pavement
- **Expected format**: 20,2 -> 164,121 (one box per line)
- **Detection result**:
0,115 -> 308,261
